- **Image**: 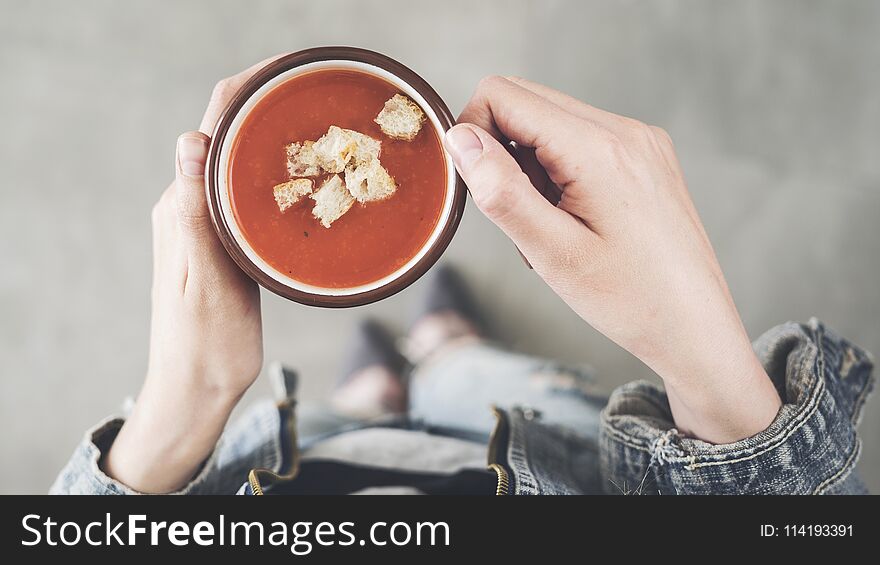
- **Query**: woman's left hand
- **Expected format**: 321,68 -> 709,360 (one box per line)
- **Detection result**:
103,56 -> 283,493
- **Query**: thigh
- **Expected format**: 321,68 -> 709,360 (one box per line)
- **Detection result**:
409,342 -> 607,440
295,403 -> 371,449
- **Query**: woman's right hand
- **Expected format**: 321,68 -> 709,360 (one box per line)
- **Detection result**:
446,76 -> 781,444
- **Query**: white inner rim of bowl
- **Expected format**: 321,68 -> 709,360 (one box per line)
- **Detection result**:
217,60 -> 456,297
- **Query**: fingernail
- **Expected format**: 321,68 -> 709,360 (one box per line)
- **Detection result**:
445,126 -> 483,168
177,135 -> 208,177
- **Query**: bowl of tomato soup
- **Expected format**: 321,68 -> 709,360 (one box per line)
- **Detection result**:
206,47 -> 466,307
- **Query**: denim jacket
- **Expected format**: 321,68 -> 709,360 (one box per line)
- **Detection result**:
51,320 -> 874,495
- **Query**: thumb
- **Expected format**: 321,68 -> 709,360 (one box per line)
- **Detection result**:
444,124 -> 581,263
174,131 -> 214,240
174,131 -> 240,279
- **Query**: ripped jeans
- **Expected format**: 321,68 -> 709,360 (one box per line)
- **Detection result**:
296,338 -> 606,449
51,320 -> 874,495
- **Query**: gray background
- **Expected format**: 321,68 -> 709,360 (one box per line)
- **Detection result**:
1,0 -> 878,494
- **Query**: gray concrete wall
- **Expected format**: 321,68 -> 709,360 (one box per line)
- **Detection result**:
1,0 -> 878,494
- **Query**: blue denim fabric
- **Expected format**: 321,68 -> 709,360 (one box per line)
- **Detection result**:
51,320 -> 874,495
49,399 -> 285,495
597,319 -> 873,495
409,341 -> 606,442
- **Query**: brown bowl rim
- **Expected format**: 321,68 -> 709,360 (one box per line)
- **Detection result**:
206,46 -> 467,308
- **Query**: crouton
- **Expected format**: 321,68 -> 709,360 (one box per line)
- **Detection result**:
347,128 -> 382,164
273,178 -> 313,213
344,159 -> 397,203
312,126 -> 381,173
310,174 -> 354,228
374,94 -> 426,141
286,141 -> 322,177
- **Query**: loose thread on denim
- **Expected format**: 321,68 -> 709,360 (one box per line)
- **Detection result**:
628,428 -> 685,494
607,478 -> 629,495
608,478 -> 649,496
650,428 -> 683,464
840,346 -> 858,379
609,468 -> 653,495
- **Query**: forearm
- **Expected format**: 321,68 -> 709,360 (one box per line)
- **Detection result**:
662,355 -> 781,444
646,319 -> 782,444
102,378 -> 241,493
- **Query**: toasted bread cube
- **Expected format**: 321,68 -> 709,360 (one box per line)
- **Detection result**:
312,127 -> 357,173
310,174 -> 354,228
374,94 -> 426,141
286,141 -> 322,177
347,128 -> 381,164
344,159 -> 397,203
273,179 -> 313,213
311,126 -> 381,174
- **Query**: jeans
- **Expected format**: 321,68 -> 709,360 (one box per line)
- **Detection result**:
51,320 -> 874,495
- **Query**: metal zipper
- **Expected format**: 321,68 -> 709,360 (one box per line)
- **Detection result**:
248,399 -> 299,496
487,406 -> 512,495
248,469 -> 264,496
253,402 -> 512,496
488,463 -> 510,496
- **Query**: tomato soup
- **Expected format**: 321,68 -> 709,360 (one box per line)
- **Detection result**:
227,69 -> 447,289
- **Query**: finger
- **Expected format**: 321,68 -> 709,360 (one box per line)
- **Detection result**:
458,76 -> 586,149
457,76 -> 620,190
509,143 -> 561,206
173,131 -> 237,271
445,123 -> 596,266
175,130 -> 253,291
199,53 -> 288,134
174,131 -> 249,291
503,76 -> 636,133
175,132 -> 214,238
458,76 -> 631,235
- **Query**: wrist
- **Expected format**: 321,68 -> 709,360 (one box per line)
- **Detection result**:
650,330 -> 782,444
145,360 -> 255,405
103,375 -> 240,493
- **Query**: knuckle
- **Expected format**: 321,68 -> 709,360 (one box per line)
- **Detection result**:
598,128 -> 628,164
649,125 -> 674,147
176,211 -> 212,237
589,120 -> 650,168
620,116 -> 645,130
210,78 -> 234,101
472,173 -> 520,220
649,125 -> 669,138
175,191 -> 211,235
627,120 -> 655,144
476,74 -> 507,94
